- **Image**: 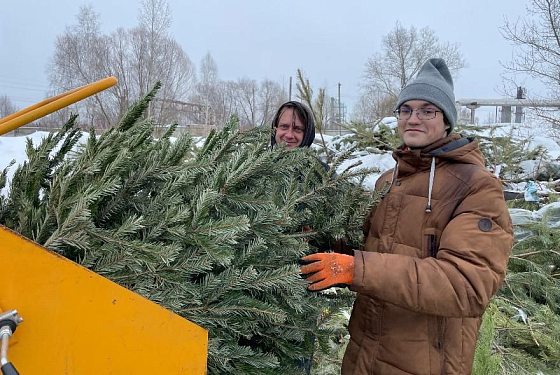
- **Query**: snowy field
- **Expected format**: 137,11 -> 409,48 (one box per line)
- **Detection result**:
0,131 -> 90,196
2,119 -> 560,196
0,129 -> 396,195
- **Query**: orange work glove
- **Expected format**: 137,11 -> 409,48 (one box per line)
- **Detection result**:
299,253 -> 354,291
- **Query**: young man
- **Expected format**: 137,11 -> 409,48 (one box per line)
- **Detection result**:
270,101 -> 315,149
300,58 -> 513,374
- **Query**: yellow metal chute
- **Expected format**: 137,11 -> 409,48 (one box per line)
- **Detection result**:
0,225 -> 208,374
0,78 -> 209,373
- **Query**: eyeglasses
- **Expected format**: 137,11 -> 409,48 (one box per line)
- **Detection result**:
394,107 -> 442,121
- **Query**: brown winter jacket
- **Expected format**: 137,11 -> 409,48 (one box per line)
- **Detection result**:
342,135 -> 513,375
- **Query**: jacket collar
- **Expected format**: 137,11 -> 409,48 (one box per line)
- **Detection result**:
392,134 -> 481,176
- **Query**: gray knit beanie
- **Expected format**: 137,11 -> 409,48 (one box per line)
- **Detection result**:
396,58 -> 457,133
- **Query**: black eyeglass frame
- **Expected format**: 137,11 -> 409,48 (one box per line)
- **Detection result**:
393,108 -> 443,121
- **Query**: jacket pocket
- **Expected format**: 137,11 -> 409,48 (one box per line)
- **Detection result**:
423,228 -> 441,258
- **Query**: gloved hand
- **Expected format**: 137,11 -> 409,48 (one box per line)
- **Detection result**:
299,253 -> 354,291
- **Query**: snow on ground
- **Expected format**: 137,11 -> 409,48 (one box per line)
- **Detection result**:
474,117 -> 559,140
529,136 -> 560,159
335,151 -> 394,191
315,133 -> 394,190
0,132 -> 52,196
0,131 -> 89,196
478,123 -> 560,159
380,116 -> 398,129
0,131 -> 49,167
2,120 -> 560,195
0,131 -> 392,194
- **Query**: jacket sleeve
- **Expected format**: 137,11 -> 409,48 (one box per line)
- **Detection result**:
350,173 -> 513,318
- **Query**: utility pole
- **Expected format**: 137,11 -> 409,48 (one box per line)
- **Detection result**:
204,103 -> 209,127
515,86 -> 525,123
289,77 -> 292,101
338,82 -> 342,135
204,85 -> 209,127
252,85 -> 256,127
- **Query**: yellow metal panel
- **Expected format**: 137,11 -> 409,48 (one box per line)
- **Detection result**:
0,225 -> 208,374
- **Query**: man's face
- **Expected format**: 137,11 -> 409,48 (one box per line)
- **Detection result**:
397,100 -> 450,148
274,108 -> 305,149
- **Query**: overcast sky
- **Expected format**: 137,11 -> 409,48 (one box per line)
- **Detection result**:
0,0 -> 541,120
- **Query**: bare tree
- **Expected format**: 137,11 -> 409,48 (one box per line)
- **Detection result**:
199,52 -> 219,89
115,0 -> 195,127
48,1 -> 286,132
107,27 -> 134,121
212,80 -> 238,127
48,0 -> 195,129
128,26 -> 195,126
193,52 -> 220,125
133,0 -> 171,95
501,0 -> 560,102
258,79 -> 287,127
138,0 -> 171,43
49,5 -> 104,90
352,91 -> 397,124
49,5 -> 114,127
232,78 -> 286,128
191,54 -> 285,129
234,77 -> 258,127
355,21 -> 467,123
0,95 -> 17,118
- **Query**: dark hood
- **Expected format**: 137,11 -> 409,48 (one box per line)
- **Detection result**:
270,116 -> 316,149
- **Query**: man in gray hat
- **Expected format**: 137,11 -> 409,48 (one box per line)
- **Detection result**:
299,58 -> 513,374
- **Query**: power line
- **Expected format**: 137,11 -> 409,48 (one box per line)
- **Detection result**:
0,75 -> 49,88
0,83 -> 46,92
1,95 -> 40,105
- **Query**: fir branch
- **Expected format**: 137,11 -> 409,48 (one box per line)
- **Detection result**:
117,82 -> 161,132
0,92 -> 375,374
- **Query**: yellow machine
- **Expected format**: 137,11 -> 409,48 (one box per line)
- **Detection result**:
0,79 -> 208,374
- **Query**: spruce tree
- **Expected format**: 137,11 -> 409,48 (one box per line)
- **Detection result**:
468,191 -> 560,374
486,216 -> 560,374
457,123 -> 546,181
0,85 -> 377,374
